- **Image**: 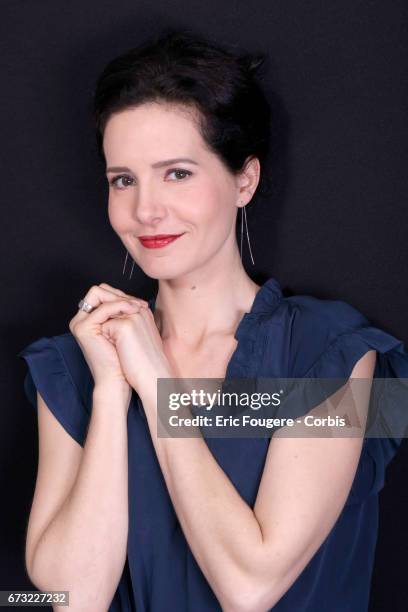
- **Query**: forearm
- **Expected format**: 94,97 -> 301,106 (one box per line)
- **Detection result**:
141,387 -> 266,610
30,385 -> 130,611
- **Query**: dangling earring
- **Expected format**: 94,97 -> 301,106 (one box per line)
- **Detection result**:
122,248 -> 135,280
240,202 -> 255,265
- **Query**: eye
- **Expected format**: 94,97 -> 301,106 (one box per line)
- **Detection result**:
166,168 -> 192,181
109,174 -> 135,190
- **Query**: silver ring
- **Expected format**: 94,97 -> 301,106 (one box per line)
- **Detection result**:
78,298 -> 95,313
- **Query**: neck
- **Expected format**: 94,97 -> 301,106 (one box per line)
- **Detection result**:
153,261 -> 260,349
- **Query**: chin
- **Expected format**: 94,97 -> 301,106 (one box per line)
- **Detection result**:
140,261 -> 182,281
142,260 -> 197,282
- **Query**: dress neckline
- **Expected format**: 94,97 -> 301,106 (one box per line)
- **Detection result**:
131,277 -> 284,414
148,277 -> 283,326
147,276 -> 283,343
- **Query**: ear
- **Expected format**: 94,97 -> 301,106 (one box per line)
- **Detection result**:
236,156 -> 261,206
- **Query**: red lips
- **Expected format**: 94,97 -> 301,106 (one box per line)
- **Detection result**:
138,234 -> 185,249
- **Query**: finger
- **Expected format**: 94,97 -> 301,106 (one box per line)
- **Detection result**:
72,286 -> 117,327
99,283 -> 149,307
70,285 -> 148,333
74,285 -> 143,323
99,282 -> 131,298
78,299 -> 143,328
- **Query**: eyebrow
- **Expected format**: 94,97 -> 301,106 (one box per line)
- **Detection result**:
106,158 -> 199,173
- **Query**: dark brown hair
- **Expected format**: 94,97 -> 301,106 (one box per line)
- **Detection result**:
93,27 -> 272,198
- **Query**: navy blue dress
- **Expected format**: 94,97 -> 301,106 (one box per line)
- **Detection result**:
17,277 -> 408,611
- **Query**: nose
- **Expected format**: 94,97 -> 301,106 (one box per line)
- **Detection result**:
130,184 -> 167,226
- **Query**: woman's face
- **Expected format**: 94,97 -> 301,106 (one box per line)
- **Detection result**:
103,102 -> 255,280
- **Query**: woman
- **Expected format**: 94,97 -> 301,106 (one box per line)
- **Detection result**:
18,29 -> 408,611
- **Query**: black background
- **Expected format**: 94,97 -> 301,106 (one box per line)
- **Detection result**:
2,1 -> 407,610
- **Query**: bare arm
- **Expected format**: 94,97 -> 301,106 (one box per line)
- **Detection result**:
27,383 -> 131,612
139,350 -> 376,612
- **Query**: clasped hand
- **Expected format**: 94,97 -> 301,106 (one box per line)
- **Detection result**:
69,282 -> 174,401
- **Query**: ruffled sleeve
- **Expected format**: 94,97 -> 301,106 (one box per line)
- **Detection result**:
286,295 -> 408,503
17,333 -> 93,447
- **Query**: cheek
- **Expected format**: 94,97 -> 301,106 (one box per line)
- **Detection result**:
182,183 -> 233,225
181,202 -> 225,238
108,199 -> 129,233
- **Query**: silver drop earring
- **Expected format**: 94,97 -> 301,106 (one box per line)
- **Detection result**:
122,249 -> 135,280
240,203 -> 255,265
